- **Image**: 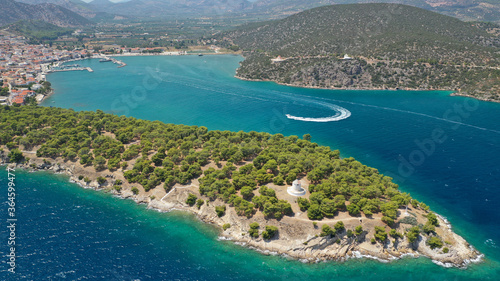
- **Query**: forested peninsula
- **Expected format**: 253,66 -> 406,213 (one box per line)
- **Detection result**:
0,106 -> 482,267
214,4 -> 500,102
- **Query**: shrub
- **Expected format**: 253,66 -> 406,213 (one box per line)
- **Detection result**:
423,222 -> 436,234
334,221 -> 345,233
389,229 -> 403,239
347,204 -> 360,216
164,182 -> 173,193
298,197 -> 310,211
93,156 -> 107,171
320,199 -> 336,217
196,199 -> 204,209
97,176 -> 106,185
186,194 -> 197,206
262,225 -> 278,239
240,186 -> 254,200
355,225 -> 363,236
131,187 -> 139,195
399,216 -> 418,226
6,142 -> 17,150
273,175 -> 284,185
307,204 -> 323,220
427,212 -> 439,226
381,216 -> 395,226
249,222 -> 259,238
320,224 -> 334,237
411,199 -> 419,208
374,226 -> 387,242
215,205 -> 226,217
420,203 -> 430,212
8,149 -> 23,163
406,226 -> 420,243
222,223 -> 231,231
443,247 -> 449,253
427,237 -> 444,249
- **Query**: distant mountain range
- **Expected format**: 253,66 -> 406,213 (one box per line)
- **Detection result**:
91,0 -> 252,18
14,0 -> 252,18
10,0 -> 500,23
0,0 -> 91,27
15,0 -> 119,19
247,0 -> 500,23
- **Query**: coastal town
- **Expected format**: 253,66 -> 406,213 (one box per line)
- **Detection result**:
0,31 -> 91,106
0,30 -> 200,106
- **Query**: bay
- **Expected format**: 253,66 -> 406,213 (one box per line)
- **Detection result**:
1,54 -> 498,279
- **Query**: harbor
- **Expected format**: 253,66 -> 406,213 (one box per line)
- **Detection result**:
98,56 -> 127,68
47,67 -> 94,73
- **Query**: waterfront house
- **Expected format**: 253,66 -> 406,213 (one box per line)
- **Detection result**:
12,96 -> 24,105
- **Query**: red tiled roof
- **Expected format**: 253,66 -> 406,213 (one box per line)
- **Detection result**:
12,96 -> 24,104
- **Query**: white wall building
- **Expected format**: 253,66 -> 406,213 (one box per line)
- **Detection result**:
287,179 -> 306,196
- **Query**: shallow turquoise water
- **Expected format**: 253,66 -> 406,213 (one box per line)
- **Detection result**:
2,55 -> 498,279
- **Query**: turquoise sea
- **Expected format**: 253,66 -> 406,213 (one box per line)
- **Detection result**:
1,55 -> 499,280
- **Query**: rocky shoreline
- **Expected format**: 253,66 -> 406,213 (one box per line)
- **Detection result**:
235,75 -> 500,104
0,150 -> 484,269
449,92 -> 500,103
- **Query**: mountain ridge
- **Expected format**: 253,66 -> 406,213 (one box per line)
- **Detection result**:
12,0 -> 500,22
0,0 -> 91,27
247,0 -> 500,23
218,3 -> 500,102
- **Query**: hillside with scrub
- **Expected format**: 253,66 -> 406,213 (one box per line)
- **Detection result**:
0,105 -> 482,266
247,0 -> 500,23
213,3 -> 500,102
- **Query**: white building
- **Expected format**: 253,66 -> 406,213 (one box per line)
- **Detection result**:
287,179 -> 306,196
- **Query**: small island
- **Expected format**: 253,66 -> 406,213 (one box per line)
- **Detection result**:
0,106 -> 482,268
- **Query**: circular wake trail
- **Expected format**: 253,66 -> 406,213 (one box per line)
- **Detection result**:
154,71 -> 352,122
262,88 -> 500,134
155,69 -> 498,132
286,103 -> 351,122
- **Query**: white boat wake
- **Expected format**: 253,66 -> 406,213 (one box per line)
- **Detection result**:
153,71 -> 352,122
286,103 -> 351,122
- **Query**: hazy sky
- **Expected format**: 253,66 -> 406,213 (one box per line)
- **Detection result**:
81,0 -> 127,3
82,0 -> 260,2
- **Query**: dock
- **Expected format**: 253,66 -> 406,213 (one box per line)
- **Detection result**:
100,55 -> 126,68
111,58 -> 126,68
47,67 -> 93,73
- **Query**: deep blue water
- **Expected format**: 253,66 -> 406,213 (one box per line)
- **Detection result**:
1,55 -> 499,279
